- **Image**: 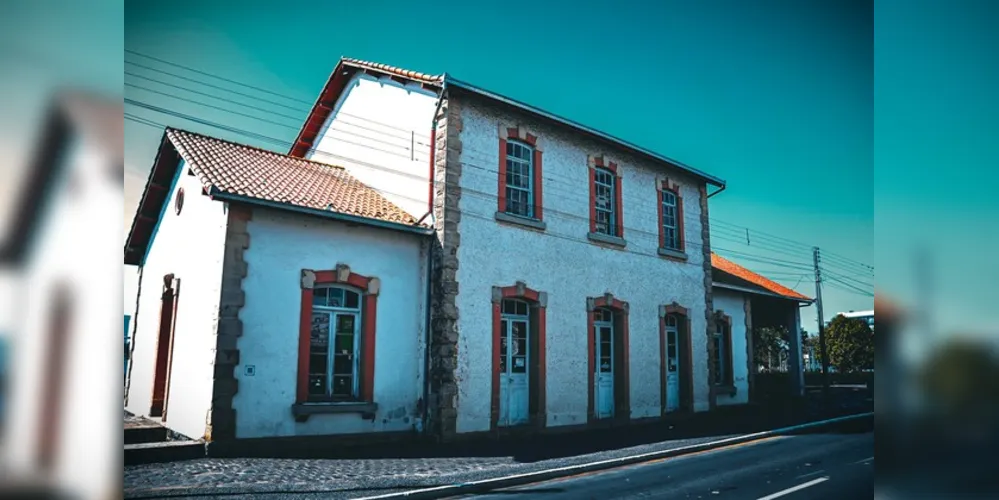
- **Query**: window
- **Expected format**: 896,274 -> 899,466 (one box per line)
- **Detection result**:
659,183 -> 687,253
497,127 -> 544,226
309,286 -> 362,400
296,266 -> 379,408
587,155 -> 624,241
712,315 -> 734,387
504,141 -> 535,218
594,169 -> 617,236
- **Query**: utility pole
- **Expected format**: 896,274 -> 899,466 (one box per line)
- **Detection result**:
813,247 -> 830,410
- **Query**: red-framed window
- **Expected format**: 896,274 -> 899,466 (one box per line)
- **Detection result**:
711,313 -> 734,387
297,265 -> 380,404
498,126 -> 544,221
588,156 -> 624,238
658,180 -> 685,252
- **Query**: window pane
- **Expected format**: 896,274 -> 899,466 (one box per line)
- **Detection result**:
312,287 -> 328,307
336,314 -> 355,334
332,375 -> 352,397
327,288 -> 344,307
309,312 -> 330,396
344,290 -> 359,309
512,355 -> 527,373
333,352 -> 353,374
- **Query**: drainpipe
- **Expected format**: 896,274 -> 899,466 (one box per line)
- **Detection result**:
421,81 -> 448,435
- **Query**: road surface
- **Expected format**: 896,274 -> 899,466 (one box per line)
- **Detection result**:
457,431 -> 873,499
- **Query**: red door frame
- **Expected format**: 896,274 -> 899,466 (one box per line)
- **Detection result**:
150,274 -> 180,418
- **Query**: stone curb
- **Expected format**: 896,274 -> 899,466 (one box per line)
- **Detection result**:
352,412 -> 874,500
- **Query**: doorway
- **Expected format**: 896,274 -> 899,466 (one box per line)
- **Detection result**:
150,274 -> 179,418
499,299 -> 531,426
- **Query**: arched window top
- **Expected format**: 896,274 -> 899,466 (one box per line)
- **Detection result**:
501,298 -> 531,317
312,285 -> 362,310
665,313 -> 679,329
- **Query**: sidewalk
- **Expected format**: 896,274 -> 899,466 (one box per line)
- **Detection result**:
124,390 -> 872,499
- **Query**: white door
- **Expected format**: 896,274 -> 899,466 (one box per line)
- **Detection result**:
595,321 -> 615,419
664,318 -> 680,413
499,314 -> 530,426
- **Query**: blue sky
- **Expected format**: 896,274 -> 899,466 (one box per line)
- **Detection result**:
122,0 -> 877,328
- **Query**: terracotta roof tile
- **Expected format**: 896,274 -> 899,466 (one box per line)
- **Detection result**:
711,253 -> 812,301
341,57 -> 444,85
166,128 -> 419,226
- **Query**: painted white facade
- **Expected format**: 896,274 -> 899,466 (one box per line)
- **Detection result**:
712,289 -> 750,406
125,161 -> 229,441
235,208 -> 429,439
452,98 -> 712,433
309,73 -> 439,219
2,137 -> 120,500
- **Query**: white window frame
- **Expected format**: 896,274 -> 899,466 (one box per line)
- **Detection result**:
311,285 -> 362,400
594,168 -> 617,235
505,140 -> 535,218
661,189 -> 679,250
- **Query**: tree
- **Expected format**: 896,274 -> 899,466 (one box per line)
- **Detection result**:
754,325 -> 790,372
824,314 -> 874,373
919,338 -> 999,419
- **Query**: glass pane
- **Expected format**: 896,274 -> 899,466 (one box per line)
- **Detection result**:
308,374 -> 326,395
512,355 -> 527,373
327,288 -> 344,307
517,301 -> 528,316
333,353 -> 353,374
312,288 -> 328,307
335,333 -> 353,354
344,290 -> 359,309
600,356 -> 612,372
332,375 -> 352,397
502,300 -> 515,315
311,313 -> 330,347
599,326 -> 611,344
336,314 -> 355,334
500,320 -> 508,372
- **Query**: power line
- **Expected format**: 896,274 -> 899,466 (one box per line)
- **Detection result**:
126,49 -> 314,105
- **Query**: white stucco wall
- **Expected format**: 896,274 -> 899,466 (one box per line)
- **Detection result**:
713,289 -> 750,406
236,208 -> 428,439
2,137 -> 122,499
125,160 -> 229,440
309,73 -> 438,219
452,97 -> 712,434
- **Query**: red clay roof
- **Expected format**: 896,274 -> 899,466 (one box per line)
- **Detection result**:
711,253 -> 812,301
167,128 -> 419,225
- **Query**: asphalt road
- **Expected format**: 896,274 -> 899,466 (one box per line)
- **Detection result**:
458,431 -> 873,500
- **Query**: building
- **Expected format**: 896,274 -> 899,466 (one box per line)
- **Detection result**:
839,310 -> 875,331
124,57 -> 806,451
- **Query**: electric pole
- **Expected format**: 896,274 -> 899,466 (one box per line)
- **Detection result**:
813,247 -> 830,410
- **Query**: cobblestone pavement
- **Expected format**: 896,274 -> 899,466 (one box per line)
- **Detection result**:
124,434 -> 733,499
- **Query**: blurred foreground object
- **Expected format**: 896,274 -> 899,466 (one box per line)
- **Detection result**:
0,92 -> 122,499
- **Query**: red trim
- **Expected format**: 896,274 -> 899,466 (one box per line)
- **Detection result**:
491,284 -> 548,430
150,276 -> 179,417
586,295 -> 630,421
296,288 -> 314,403
497,138 -> 507,213
586,309 -> 595,419
37,287 -> 70,470
657,188 -> 665,249
361,294 -> 377,403
296,268 -> 379,404
588,168 -> 597,233
659,316 -> 667,416
490,302 -> 502,429
614,172 -> 624,238
533,149 -> 544,221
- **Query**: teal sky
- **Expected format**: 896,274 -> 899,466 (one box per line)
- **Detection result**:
123,0 -> 876,328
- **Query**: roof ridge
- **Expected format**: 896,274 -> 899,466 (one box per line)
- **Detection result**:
339,56 -> 445,84
165,127 -> 346,171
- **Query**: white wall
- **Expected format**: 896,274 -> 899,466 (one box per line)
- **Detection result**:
452,98 -> 712,433
713,289 -> 750,406
309,73 -> 439,219
125,160 -> 229,440
235,208 -> 428,439
2,137 -> 122,499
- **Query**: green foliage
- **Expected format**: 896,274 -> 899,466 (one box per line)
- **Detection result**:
920,339 -> 999,418
824,314 -> 874,373
754,325 -> 790,371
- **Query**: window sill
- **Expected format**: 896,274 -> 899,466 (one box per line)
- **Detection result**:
657,248 -> 688,261
495,211 -> 547,231
587,232 -> 627,248
291,402 -> 378,422
713,385 -> 737,397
